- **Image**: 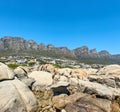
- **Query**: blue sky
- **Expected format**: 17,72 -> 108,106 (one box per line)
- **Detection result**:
0,0 -> 120,54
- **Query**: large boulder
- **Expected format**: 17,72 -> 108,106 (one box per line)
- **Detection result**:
88,75 -> 116,88
0,79 -> 38,112
79,80 -> 120,100
52,92 -> 86,110
57,68 -> 72,77
98,64 -> 120,75
71,69 -> 88,80
51,82 -> 70,95
0,62 -> 15,81
69,78 -> 79,86
85,68 -> 98,75
65,95 -> 111,112
57,68 -> 88,80
14,66 -> 35,89
39,64 -> 57,75
29,71 -> 53,91
14,66 -> 28,79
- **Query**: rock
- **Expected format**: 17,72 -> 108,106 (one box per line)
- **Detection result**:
0,79 -> 38,112
0,62 -> 15,81
71,69 -> 88,80
29,71 -> 53,91
59,76 -> 68,82
78,80 -> 120,100
53,74 -> 60,82
69,78 -> 79,86
65,95 -> 111,112
51,82 -> 70,95
85,68 -> 98,75
111,102 -> 120,112
61,109 -> 67,112
14,66 -> 28,79
88,75 -> 116,88
57,68 -> 88,80
20,77 -> 35,89
98,64 -> 120,75
39,64 -> 57,75
52,92 -> 87,110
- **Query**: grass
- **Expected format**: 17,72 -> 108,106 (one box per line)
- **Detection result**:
7,64 -> 26,69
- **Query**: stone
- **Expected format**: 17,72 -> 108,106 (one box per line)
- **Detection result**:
71,68 -> 88,80
0,79 -> 38,112
57,68 -> 72,77
65,96 -> 111,112
39,64 -> 57,75
20,77 -> 35,89
0,62 -> 15,81
14,66 -> 28,79
61,109 -> 67,112
98,64 -> 120,75
88,75 -> 116,88
69,78 -> 79,86
59,76 -> 68,82
86,68 -> 98,75
51,82 -> 70,95
78,80 -> 120,100
52,92 -> 87,110
29,71 -> 53,91
29,71 -> 53,86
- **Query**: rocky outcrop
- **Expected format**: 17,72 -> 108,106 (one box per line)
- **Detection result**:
65,95 -> 112,112
1,62 -> 120,111
0,62 -> 15,81
0,79 -> 38,112
29,71 -> 53,91
98,64 -> 120,75
14,66 -> 28,79
52,92 -> 86,110
0,62 -> 38,112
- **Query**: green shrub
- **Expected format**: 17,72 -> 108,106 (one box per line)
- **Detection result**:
7,64 -> 26,69
7,64 -> 19,69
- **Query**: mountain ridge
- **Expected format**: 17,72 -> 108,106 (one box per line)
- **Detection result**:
0,36 -> 120,64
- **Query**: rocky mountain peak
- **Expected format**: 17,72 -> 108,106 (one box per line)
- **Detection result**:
0,36 -> 120,64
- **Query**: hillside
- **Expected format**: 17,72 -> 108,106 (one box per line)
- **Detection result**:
0,36 -> 120,64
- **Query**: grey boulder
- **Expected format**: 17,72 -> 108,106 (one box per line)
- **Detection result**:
0,79 -> 38,112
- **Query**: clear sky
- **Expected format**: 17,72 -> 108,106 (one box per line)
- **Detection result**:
0,0 -> 120,54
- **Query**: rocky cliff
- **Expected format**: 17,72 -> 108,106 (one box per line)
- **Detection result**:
0,36 -> 120,64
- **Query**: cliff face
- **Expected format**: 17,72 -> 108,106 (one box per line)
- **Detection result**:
0,36 -> 120,64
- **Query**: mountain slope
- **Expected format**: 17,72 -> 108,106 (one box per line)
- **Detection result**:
0,36 -> 120,64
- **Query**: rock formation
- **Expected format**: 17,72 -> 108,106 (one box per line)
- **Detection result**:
0,62 -> 120,111
0,36 -> 120,64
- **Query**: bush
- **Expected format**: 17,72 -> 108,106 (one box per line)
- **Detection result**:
7,64 -> 19,69
7,64 -> 26,69
28,62 -> 36,66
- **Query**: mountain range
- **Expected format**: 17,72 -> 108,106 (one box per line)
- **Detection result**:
0,36 -> 120,64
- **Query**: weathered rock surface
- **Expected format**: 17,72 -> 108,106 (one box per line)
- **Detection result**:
20,77 -> 35,89
1,62 -> 120,112
89,75 -> 116,88
65,95 -> 111,112
51,82 -> 70,95
0,79 -> 38,112
39,64 -> 57,75
52,92 -> 87,110
98,64 -> 120,75
85,68 -> 98,75
79,80 -> 120,100
0,62 -> 15,81
14,66 -> 28,79
29,71 -> 53,91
